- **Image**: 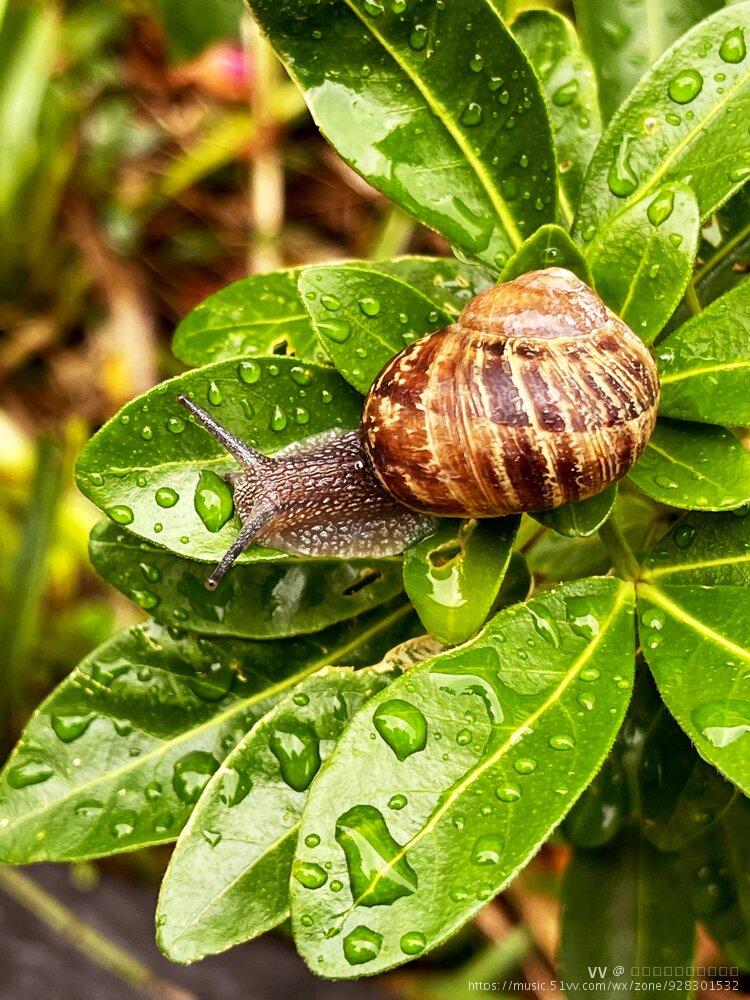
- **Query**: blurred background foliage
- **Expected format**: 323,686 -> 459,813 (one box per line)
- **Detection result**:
0,1 -> 744,997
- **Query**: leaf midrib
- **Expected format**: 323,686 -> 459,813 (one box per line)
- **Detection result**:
638,582 -> 750,663
341,0 -> 524,249
660,358 -> 750,385
642,553 -> 750,581
343,582 -> 632,916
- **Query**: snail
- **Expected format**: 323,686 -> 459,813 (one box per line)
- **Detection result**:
177,268 -> 659,589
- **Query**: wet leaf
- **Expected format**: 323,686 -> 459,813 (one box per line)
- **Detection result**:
585,183 -> 700,344
638,511 -> 750,795
532,486 -> 616,538
89,521 -> 404,639
513,10 -> 601,224
75,357 -> 362,562
0,601 -> 416,862
402,517 -> 519,645
291,577 -> 634,976
627,420 -> 750,510
575,6 -> 750,242
561,829 -> 695,996
499,224 -> 592,284
573,0 -> 722,123
246,0 -> 556,270
298,261 -> 484,393
172,268 -> 320,367
677,796 -> 750,969
657,284 -> 750,426
156,639 -> 438,964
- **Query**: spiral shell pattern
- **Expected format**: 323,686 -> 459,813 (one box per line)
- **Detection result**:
362,268 -> 659,517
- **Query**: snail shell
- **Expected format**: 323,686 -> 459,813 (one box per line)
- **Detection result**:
362,268 -> 659,517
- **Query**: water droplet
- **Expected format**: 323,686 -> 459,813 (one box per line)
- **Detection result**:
581,668 -> 600,682
673,524 -> 696,550
336,804 -> 417,905
293,693 -> 310,707
693,700 -> 750,748
552,79 -> 578,107
207,381 -> 223,406
194,470 -> 234,533
7,760 -> 53,788
400,931 -> 426,955
141,426 -> 153,441
528,606 -> 561,648
75,799 -> 103,817
144,781 -> 162,801
720,28 -> 746,64
172,751 -> 219,804
473,833 -> 504,865
608,133 -> 638,197
155,487 -> 178,508
202,828 -> 222,847
550,735 -> 575,751
238,359 -> 261,384
456,729 -> 472,746
218,767 -> 252,807
290,365 -> 312,386
668,69 -> 703,104
319,318 -> 351,343
358,296 -> 381,317
495,785 -> 521,803
461,102 -> 483,127
51,713 -> 95,743
388,794 -> 408,810
167,416 -> 185,435
269,720 -> 320,792
269,405 -> 288,432
409,23 -> 428,50
343,925 -> 382,965
514,757 -> 537,775
108,505 -> 134,526
305,833 -> 320,848
111,812 -> 136,839
566,597 -> 600,640
647,188 -> 675,226
293,860 -> 328,889
373,699 -> 427,761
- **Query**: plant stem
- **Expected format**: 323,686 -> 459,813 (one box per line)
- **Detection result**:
0,436 -> 65,739
684,278 -> 702,316
598,518 -> 641,581
0,866 -> 195,1000
369,204 -> 414,260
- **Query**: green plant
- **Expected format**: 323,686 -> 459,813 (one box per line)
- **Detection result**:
2,0 -> 750,990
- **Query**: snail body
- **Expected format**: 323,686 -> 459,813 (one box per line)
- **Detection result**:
177,268 -> 659,589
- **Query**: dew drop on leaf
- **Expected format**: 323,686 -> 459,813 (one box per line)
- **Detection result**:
549,735 -> 575,751
667,69 -> 703,104
607,133 -> 638,197
7,761 -> 53,788
461,102 -> 483,126
335,804 -> 418,905
74,799 -> 104,818
409,23 -> 428,50
719,27 -> 746,64
108,505 -> 134,526
218,766 -> 252,807
358,296 -> 381,317
155,487 -> 179,508
238,359 -> 261,384
111,812 -> 137,839
528,606 -> 561,648
372,699 -> 428,761
552,79 -> 578,107
269,720 -> 321,792
495,785 -> 521,803
514,757 -> 537,775
202,828 -> 222,848
167,416 -> 186,435
172,751 -> 219,804
269,405 -> 288,432
388,794 -> 408,810
194,470 -> 234,533
343,925 -> 383,965
673,524 -> 696,549
292,860 -> 328,889
50,713 -> 95,743
400,931 -> 426,955
319,319 -> 351,343
692,699 -> 750,748
207,381 -> 223,406
647,189 -> 675,226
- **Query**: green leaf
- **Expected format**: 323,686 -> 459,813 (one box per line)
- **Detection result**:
639,697 -> 737,852
89,521 -> 404,640
585,183 -> 700,344
0,601 -> 416,863
75,357 -> 362,562
498,225 -> 592,284
156,638 -> 439,964
290,578 -> 634,977
402,517 -> 519,645
677,797 -> 750,969
574,5 -> 750,243
560,830 -> 695,997
627,420 -> 750,510
246,0 -> 556,270
172,269 -> 320,367
298,260 -> 483,393
563,750 -> 628,850
532,486 -> 616,538
638,517 -> 750,794
657,284 -> 750,426
512,10 -> 601,225
573,0 -> 722,123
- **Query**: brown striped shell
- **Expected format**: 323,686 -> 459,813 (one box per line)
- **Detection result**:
362,267 -> 659,517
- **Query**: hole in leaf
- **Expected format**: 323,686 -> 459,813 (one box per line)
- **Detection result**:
272,339 -> 290,355
428,541 -> 462,568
